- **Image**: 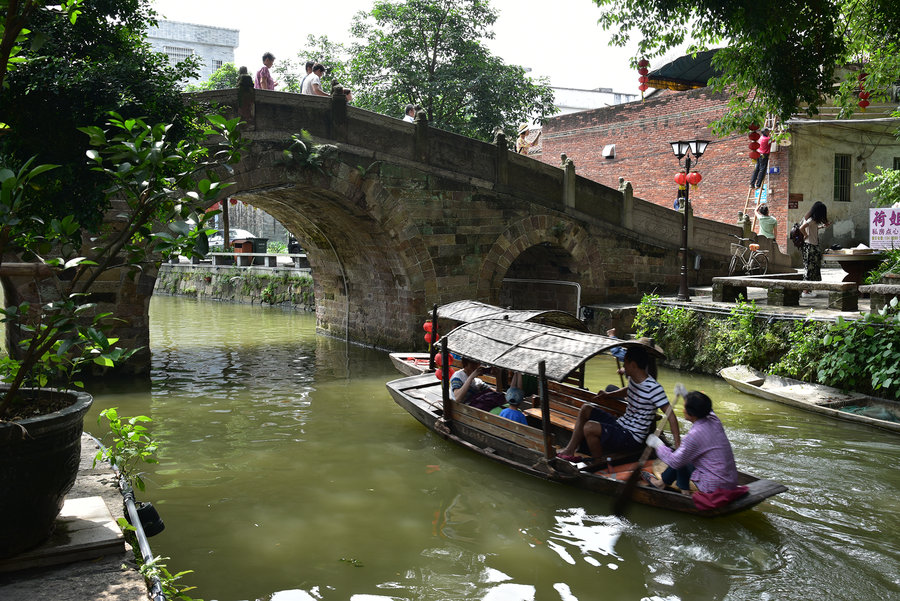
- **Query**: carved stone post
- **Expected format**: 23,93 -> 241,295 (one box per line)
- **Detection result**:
495,132 -> 508,185
618,177 -> 634,230
237,74 -> 255,127
563,158 -> 576,208
414,109 -> 429,163
330,86 -> 348,142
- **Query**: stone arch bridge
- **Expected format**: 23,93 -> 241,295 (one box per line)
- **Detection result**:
3,83 -> 788,374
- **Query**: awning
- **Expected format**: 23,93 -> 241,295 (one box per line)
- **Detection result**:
444,319 -> 665,381
436,300 -> 588,332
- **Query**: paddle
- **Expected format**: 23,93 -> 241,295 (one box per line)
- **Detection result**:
612,383 -> 686,517
615,357 -> 625,388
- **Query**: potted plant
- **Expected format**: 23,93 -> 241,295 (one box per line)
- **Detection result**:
0,3 -> 246,557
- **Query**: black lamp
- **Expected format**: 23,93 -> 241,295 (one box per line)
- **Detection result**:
669,139 -> 710,301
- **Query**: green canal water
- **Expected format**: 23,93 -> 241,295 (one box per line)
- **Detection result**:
84,296 -> 900,601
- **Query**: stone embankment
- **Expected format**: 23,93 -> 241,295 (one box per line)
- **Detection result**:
156,263 -> 315,310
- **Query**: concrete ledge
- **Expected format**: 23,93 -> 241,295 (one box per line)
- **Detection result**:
712,276 -> 859,310
860,284 -> 900,312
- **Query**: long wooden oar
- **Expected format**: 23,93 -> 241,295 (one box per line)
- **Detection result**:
615,357 -> 625,387
612,383 -> 686,517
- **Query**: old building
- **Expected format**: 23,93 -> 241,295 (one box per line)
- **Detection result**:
538,50 -> 900,254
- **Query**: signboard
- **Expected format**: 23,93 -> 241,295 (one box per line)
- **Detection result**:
788,193 -> 802,210
870,208 -> 900,249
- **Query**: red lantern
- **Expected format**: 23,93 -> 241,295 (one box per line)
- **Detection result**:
638,76 -> 648,83
425,332 -> 439,344
638,67 -> 649,76
434,353 -> 443,367
858,91 -> 870,100
748,123 -> 759,131
639,83 -> 649,92
749,150 -> 760,160
687,172 -> 702,186
638,59 -> 650,67
748,131 -> 760,141
858,71 -> 868,81
859,99 -> 870,109
435,369 -> 443,380
229,198 -> 238,205
748,141 -> 759,151
423,321 -> 433,332
674,172 -> 687,186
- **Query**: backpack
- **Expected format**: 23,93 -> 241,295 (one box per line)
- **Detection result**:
789,223 -> 805,248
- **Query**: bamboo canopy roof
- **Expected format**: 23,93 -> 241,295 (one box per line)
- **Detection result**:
445,319 -> 666,382
436,300 -> 588,332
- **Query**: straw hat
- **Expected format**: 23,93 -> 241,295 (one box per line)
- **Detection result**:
517,123 -> 529,135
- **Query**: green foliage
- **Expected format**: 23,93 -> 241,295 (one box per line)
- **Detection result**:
865,248 -> 900,285
281,130 -> 338,172
274,0 -> 557,142
818,304 -> 900,398
267,240 -> 287,254
94,408 -> 158,492
633,294 -> 699,368
858,167 -> 900,209
592,0 -> 900,134
769,319 -> 830,381
185,62 -> 241,92
1,0 -> 202,230
139,556 -> 200,601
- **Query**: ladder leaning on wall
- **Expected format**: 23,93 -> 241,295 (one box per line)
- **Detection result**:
742,115 -> 778,232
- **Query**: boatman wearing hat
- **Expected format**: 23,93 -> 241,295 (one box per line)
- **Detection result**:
556,346 -> 680,463
516,123 -> 540,155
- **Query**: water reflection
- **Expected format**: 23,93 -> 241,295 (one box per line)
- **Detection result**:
84,296 -> 900,601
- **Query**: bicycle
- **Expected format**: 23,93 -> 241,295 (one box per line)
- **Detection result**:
728,235 -> 769,276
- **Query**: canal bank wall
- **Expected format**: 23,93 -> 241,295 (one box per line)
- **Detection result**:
155,263 -> 316,311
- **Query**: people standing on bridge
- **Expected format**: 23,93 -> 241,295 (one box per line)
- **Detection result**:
402,104 -> 416,122
800,201 -> 830,297
301,64 -> 329,97
749,128 -> 771,189
516,123 -> 540,155
255,52 -> 278,90
298,60 -> 315,93
755,203 -> 778,240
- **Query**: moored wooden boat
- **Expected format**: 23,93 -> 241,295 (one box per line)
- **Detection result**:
387,320 -> 787,516
388,300 -> 589,376
720,365 -> 900,434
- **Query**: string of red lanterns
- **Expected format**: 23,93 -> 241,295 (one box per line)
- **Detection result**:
748,123 -> 760,161
637,58 -> 650,98
858,72 -> 870,111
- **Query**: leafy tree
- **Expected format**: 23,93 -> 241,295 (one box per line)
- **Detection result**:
273,35 -> 350,94
1,0 -> 200,231
275,0 -> 556,143
186,62 -> 241,92
858,166 -> 900,208
593,0 -> 900,133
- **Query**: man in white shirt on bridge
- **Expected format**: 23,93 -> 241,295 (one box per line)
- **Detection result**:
301,64 -> 329,97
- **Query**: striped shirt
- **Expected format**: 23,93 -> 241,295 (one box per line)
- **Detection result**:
655,413 -> 739,492
617,375 -> 669,442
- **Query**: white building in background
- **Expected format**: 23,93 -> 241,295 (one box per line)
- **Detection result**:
147,20 -> 239,85
551,86 -> 639,116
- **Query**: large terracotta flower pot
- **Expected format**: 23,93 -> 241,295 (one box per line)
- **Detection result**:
0,389 -> 93,559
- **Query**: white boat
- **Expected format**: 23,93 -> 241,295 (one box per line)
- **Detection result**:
719,365 -> 900,434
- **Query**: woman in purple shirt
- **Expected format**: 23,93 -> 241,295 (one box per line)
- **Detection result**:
643,391 -> 739,493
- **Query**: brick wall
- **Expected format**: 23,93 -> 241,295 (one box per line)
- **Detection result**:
540,88 -> 789,251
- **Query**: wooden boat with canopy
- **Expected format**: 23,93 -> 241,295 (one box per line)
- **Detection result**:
388,300 -> 588,377
386,319 -> 787,516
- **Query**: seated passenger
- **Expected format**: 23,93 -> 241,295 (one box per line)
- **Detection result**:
644,391 -> 739,493
449,358 -> 506,412
556,347 -> 680,462
499,377 -> 528,425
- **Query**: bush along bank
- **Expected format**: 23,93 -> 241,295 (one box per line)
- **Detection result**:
155,265 -> 315,311
633,294 -> 900,400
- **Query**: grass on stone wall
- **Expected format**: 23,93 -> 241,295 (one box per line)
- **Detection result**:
633,294 -> 900,398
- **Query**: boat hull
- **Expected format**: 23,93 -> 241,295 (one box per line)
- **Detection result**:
720,365 -> 900,434
387,375 -> 786,517
388,353 -> 433,377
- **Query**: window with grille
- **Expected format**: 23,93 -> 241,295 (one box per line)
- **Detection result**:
163,46 -> 194,65
894,157 -> 900,171
212,59 -> 223,71
833,154 -> 851,202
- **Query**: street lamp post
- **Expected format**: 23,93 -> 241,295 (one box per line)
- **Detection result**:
669,139 -> 709,301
